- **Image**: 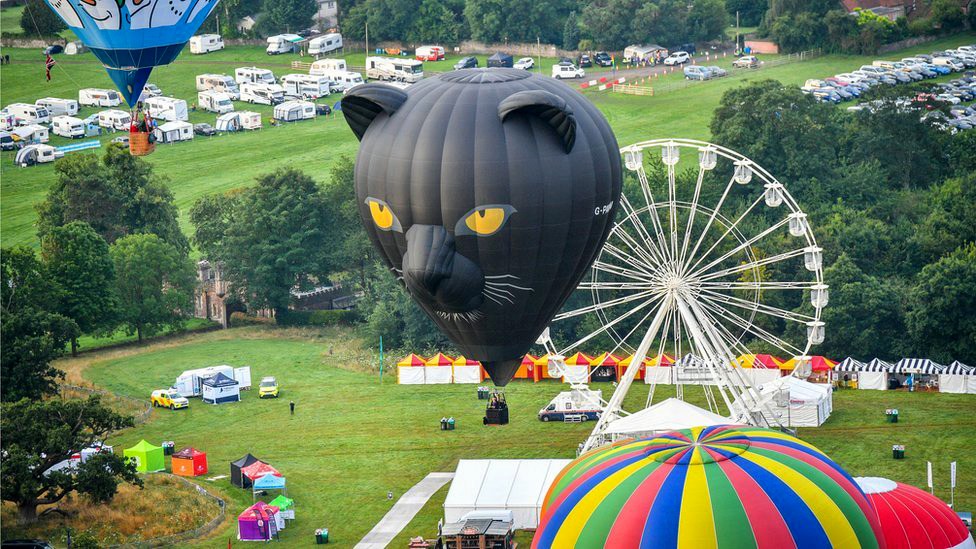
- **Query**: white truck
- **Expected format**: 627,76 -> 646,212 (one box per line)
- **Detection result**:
144,96 -> 188,122
36,97 -> 79,117
365,57 -> 424,83
266,34 -> 302,55
79,88 -> 122,107
52,115 -> 86,138
197,90 -> 235,114
538,387 -> 605,423
308,33 -> 343,56
97,110 -> 131,131
189,34 -> 224,54
240,82 -> 285,105
280,73 -> 332,99
5,103 -> 51,125
235,67 -> 276,86
196,74 -> 240,100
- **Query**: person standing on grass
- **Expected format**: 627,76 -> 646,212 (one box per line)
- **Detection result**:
290,401 -> 295,415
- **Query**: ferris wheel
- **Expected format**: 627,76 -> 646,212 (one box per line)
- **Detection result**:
541,139 -> 828,452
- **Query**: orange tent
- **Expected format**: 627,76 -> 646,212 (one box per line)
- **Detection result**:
397,354 -> 427,367
780,356 -> 838,372
532,354 -> 550,381
514,354 -> 537,379
735,354 -> 784,369
593,352 -> 623,382
172,447 -> 207,477
564,352 -> 594,366
425,352 -> 455,366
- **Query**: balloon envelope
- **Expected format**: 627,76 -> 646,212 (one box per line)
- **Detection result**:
43,0 -> 220,106
342,69 -> 622,386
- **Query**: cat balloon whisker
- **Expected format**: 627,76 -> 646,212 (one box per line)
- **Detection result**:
484,274 -> 521,280
484,281 -> 533,292
484,286 -> 515,298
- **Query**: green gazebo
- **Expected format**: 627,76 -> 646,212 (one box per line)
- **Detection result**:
123,440 -> 165,473
269,494 -> 295,520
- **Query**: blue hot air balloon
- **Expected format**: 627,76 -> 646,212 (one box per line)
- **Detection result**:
43,0 -> 220,106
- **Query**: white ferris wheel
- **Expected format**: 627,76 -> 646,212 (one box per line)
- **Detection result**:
540,139 -> 828,452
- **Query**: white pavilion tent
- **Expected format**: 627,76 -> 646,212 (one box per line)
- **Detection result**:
939,361 -> 976,394
836,358 -> 891,390
753,376 -> 832,427
601,398 -> 729,441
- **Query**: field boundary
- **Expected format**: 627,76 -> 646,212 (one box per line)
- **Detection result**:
61,383 -> 153,425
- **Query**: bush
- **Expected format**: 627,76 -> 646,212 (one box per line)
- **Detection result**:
229,312 -> 272,327
276,309 -> 360,327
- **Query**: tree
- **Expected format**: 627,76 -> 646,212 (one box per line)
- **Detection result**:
464,0 -> 575,45
929,0 -> 965,31
726,0 -> 768,27
562,10 -> 579,49
768,12 -> 825,53
908,244 -> 976,363
37,145 -> 189,255
110,234 -> 195,342
320,156 -> 375,291
262,0 -> 317,32
913,173 -> 976,264
20,0 -> 66,36
1,396 -> 141,523
688,0 -> 728,42
410,0 -> 463,43
363,262 -> 450,350
41,221 -> 117,355
189,190 -> 242,262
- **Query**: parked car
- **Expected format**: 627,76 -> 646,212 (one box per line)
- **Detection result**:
513,57 -> 535,70
733,55 -> 760,69
663,51 -> 690,66
110,135 -> 129,145
43,44 -> 63,55
453,56 -> 478,70
141,83 -> 162,98
577,54 -> 592,68
551,62 -> 584,79
193,123 -> 216,136
683,65 -> 711,80
315,103 -> 332,116
259,376 -> 280,398
594,51 -> 613,67
705,66 -> 727,77
151,388 -> 189,410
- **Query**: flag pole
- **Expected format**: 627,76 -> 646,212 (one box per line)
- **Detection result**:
379,335 -> 384,383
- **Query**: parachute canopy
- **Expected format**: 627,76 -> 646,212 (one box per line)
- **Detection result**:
43,0 -> 220,106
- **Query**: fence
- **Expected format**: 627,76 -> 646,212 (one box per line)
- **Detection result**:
61,383 -> 152,425
613,84 -> 654,96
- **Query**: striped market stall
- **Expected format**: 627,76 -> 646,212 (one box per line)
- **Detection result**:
940,361 -> 976,394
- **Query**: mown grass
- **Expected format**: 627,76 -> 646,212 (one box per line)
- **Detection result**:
69,326 -> 976,548
71,317 -> 219,354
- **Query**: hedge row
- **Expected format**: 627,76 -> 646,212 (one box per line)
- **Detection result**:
276,309 -> 360,327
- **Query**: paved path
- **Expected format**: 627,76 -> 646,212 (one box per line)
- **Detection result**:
355,472 -> 455,549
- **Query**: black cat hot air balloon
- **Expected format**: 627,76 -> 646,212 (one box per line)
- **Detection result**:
342,69 -> 622,386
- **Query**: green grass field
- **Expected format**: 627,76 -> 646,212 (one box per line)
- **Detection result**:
2,32 -> 973,249
61,326 -> 976,548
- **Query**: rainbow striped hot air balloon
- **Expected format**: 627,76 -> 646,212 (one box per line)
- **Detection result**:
534,425 -> 885,549
43,0 -> 220,106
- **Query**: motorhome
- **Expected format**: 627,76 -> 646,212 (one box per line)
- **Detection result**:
6,103 -> 50,125
154,121 -> 194,143
280,74 -> 332,99
197,90 -> 235,114
79,88 -> 121,107
97,109 -> 131,131
308,33 -> 342,56
365,57 -> 424,83
52,115 -> 86,138
0,109 -> 15,131
309,58 -> 347,76
308,59 -> 364,92
15,144 -> 62,166
12,124 -> 50,143
35,97 -> 79,117
538,387 -> 605,422
189,34 -> 224,54
273,100 -> 316,122
195,74 -> 240,99
175,366 -> 233,397
266,34 -> 302,55
240,82 -> 285,105
415,45 -> 445,61
144,96 -> 189,122
235,67 -> 276,85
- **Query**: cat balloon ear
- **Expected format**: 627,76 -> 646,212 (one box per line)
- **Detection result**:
341,84 -> 409,141
498,90 -> 577,153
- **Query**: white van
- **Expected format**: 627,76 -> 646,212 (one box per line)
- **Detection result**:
6,103 -> 51,125
79,88 -> 121,107
240,82 -> 285,105
933,56 -> 964,71
551,62 -> 584,79
144,96 -> 188,122
273,100 -> 316,122
310,58 -> 347,76
52,115 -> 86,138
365,57 -> 424,83
36,97 -> 79,117
280,74 -> 332,99
308,33 -> 342,56
189,34 -> 224,54
98,109 -> 131,131
235,67 -> 276,85
198,90 -> 234,114
196,74 -> 240,100
415,45 -> 445,61
266,34 -> 301,55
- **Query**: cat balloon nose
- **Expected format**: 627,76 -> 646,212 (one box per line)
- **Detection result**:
402,225 -> 484,312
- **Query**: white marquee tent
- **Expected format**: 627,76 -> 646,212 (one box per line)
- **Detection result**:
836,358 -> 891,390
939,361 -> 976,394
753,376 -> 832,427
443,459 -> 571,530
602,398 -> 729,441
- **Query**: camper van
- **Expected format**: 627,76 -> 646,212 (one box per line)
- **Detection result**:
280,74 -> 332,99
79,88 -> 121,107
273,100 -> 316,122
189,34 -> 224,54
309,59 -> 364,92
308,33 -> 343,56
235,67 -> 276,85
198,90 -> 235,114
195,74 -> 240,100
366,57 -> 424,83
415,45 -> 445,61
175,365 -> 251,397
266,34 -> 301,55
15,144 -> 62,166
240,82 -> 285,105
154,121 -> 194,143
309,58 -> 347,76
97,109 -> 131,131
6,103 -> 50,125
36,97 -> 79,117
144,97 -> 188,122
52,115 -> 85,138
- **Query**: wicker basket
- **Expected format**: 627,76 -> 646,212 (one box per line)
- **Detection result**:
129,130 -> 155,156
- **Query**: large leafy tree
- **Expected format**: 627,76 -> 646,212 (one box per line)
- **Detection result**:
20,0 -> 66,36
908,244 -> 976,363
110,234 -> 195,341
464,0 -> 575,45
913,173 -> 976,265
41,221 -> 117,355
688,0 -> 728,42
410,0 -> 464,43
262,0 -> 317,32
726,0 -> 768,26
1,397 -> 141,523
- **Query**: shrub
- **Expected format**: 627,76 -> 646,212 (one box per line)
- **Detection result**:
276,309 -> 360,327
229,312 -> 272,327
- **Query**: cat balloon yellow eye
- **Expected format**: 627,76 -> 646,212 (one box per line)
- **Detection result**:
365,198 -> 402,232
456,205 -> 517,237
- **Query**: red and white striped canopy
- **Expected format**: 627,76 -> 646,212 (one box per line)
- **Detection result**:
855,477 -> 974,549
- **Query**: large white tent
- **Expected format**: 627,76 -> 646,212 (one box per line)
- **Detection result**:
602,398 -> 729,441
443,459 -> 570,530
753,376 -> 832,427
939,361 -> 976,394
836,358 -> 891,390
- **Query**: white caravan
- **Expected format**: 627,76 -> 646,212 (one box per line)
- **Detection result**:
365,57 -> 424,83
309,58 -> 347,75
175,365 -> 251,397
12,124 -> 50,143
97,109 -> 131,131
273,100 -> 316,122
235,67 -> 276,85
198,90 -> 235,114
280,74 -> 332,99
144,96 -> 188,122
240,82 -> 285,105
215,111 -> 262,132
266,34 -> 302,55
153,120 -> 194,143
195,74 -> 240,100
308,33 -> 343,56
52,115 -> 86,138
79,88 -> 121,107
15,144 -> 62,166
35,97 -> 79,117
189,34 -> 224,54
6,103 -> 50,125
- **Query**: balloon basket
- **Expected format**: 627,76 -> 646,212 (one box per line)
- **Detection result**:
129,131 -> 155,156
